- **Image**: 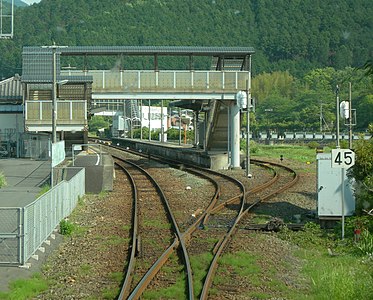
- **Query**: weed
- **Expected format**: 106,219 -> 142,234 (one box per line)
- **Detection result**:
102,287 -> 120,299
357,229 -> 373,255
77,195 -> 85,206
36,184 -> 50,198
0,171 -> 7,188
59,219 -> 75,236
109,272 -> 123,284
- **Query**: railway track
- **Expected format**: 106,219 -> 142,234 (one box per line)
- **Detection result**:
112,155 -> 193,299
202,159 -> 299,299
91,141 -> 299,299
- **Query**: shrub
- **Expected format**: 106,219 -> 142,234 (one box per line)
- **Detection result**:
240,139 -> 260,154
59,219 -> 74,236
307,141 -> 320,149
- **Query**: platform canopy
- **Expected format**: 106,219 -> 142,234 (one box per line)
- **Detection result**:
23,45 -> 255,72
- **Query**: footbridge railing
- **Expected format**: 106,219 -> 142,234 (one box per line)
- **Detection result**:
62,70 -> 249,93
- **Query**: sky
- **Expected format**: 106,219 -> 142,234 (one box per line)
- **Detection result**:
23,0 -> 42,4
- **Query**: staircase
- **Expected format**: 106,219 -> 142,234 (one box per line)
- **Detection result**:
205,100 -> 229,152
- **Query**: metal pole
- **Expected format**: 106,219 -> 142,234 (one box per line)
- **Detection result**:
161,100 -> 164,142
320,103 -> 323,133
179,107 -> 182,145
227,105 -> 231,167
348,82 -> 353,149
140,100 -> 143,140
130,119 -> 133,139
246,69 -> 251,177
194,111 -> 199,147
336,85 -> 340,149
148,100 -> 151,141
341,169 -> 345,239
52,46 -> 57,143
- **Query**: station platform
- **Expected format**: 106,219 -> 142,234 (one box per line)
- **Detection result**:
111,137 -> 229,170
0,159 -> 50,207
72,149 -> 114,193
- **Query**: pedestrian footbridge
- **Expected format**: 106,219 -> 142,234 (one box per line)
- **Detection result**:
22,46 -> 255,168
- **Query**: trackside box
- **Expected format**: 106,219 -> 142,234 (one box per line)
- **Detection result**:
317,153 -> 355,218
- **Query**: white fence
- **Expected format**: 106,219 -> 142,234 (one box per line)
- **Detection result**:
0,168 -> 85,265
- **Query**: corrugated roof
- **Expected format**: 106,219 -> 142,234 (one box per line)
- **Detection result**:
23,46 -> 255,57
0,76 -> 23,102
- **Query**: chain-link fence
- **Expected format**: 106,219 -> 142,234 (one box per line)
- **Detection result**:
0,168 -> 85,265
0,208 -> 22,265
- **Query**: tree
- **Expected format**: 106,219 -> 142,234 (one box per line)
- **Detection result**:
88,116 -> 110,134
350,135 -> 373,214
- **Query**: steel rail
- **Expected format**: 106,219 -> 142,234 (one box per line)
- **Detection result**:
199,160 -> 298,299
113,155 -> 194,300
115,161 -> 139,300
93,141 -> 297,299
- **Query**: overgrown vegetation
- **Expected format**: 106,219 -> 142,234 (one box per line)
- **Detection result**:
0,171 -> 7,188
278,220 -> 373,299
59,219 -> 75,236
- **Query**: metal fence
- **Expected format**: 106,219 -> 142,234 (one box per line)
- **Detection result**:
0,167 -> 85,265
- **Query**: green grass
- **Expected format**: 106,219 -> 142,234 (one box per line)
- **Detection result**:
251,214 -> 272,224
299,249 -> 373,299
0,273 -> 49,300
109,271 -> 123,284
143,218 -> 171,229
143,273 -> 186,299
101,287 -> 120,299
190,252 -> 214,297
251,144 -> 317,164
105,235 -> 130,246
218,251 -> 260,277
278,221 -> 373,299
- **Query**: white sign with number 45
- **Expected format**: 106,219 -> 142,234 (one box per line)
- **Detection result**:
331,149 -> 355,169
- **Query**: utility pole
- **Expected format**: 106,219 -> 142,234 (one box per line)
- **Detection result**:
335,85 -> 340,149
140,100 -> 143,140
245,55 -> 252,177
348,82 -> 353,149
52,45 -> 57,143
148,100 -> 151,141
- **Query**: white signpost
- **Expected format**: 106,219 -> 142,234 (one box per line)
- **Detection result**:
331,149 -> 355,239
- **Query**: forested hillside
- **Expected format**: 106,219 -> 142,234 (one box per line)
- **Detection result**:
0,0 -> 372,132
0,0 -> 372,77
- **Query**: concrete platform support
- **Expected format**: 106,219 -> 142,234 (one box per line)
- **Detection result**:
230,103 -> 241,169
